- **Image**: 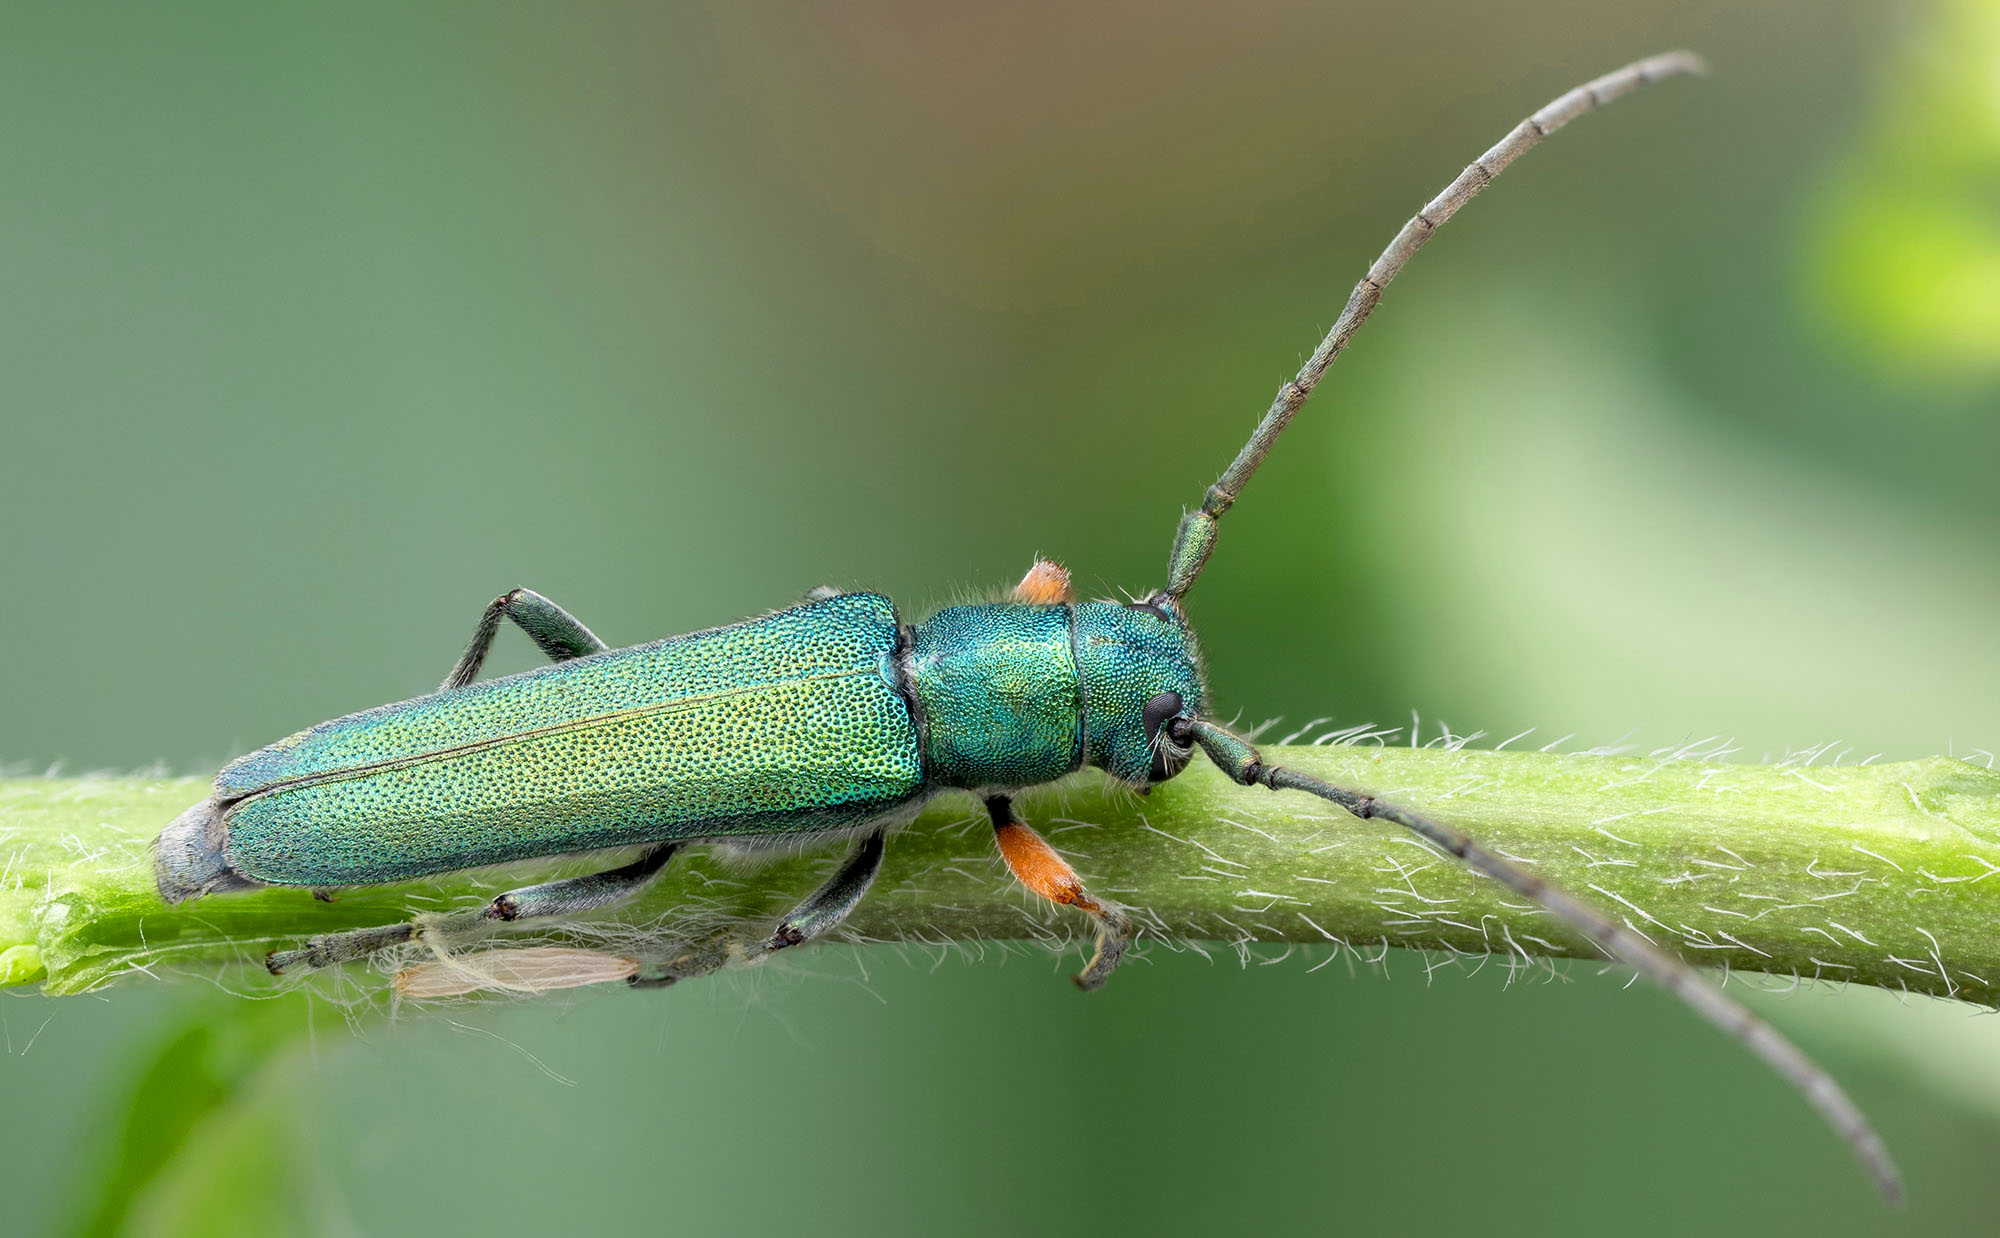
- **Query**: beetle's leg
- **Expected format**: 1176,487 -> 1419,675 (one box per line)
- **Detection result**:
627,829 -> 889,989
266,921 -> 422,973
441,587 -> 608,691
485,842 -> 681,923
764,828 -> 886,952
986,795 -> 1131,991
630,934 -> 735,988
266,844 -> 679,975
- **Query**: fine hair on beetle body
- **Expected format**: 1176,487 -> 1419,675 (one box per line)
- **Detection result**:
148,50 -> 1903,1206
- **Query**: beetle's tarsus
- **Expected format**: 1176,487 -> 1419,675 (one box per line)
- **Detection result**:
269,846 -> 680,975
629,935 -> 736,988
769,924 -> 808,949
758,828 -> 886,955
268,921 -> 421,975
1070,899 -> 1132,992
988,796 -> 1133,991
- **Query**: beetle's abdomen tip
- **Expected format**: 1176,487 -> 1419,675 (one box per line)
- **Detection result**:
153,798 -> 262,904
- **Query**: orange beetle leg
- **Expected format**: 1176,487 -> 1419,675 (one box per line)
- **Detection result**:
988,796 -> 1130,990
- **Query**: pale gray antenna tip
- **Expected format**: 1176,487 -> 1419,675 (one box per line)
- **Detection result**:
1162,50 -> 1707,603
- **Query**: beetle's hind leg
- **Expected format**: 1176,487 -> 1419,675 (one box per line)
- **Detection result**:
764,828 -> 886,952
986,796 -> 1131,991
266,920 -> 425,973
267,843 -> 681,976
441,587 -> 609,691
486,843 -> 681,922
629,935 -> 736,988
628,828 -> 889,988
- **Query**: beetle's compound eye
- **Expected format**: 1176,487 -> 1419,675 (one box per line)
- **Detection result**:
1143,691 -> 1191,784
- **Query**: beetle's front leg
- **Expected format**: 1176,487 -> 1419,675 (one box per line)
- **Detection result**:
986,795 -> 1131,991
441,587 -> 608,690
266,844 -> 680,975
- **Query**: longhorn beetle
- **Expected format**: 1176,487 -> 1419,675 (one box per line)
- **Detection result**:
152,51 -> 1901,1203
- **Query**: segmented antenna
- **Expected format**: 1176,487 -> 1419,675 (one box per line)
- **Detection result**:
1163,50 -> 1708,601
1178,717 -> 1904,1204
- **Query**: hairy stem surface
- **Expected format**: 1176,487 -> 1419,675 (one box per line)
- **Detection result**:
5,748 -> 1999,1000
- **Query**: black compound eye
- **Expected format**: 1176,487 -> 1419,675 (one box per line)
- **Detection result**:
1143,691 -> 1190,784
1125,597 -> 1176,623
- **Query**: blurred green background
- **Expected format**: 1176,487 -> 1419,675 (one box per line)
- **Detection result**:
4,1 -> 1999,1233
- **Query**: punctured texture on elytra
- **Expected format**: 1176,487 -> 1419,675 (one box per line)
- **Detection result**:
218,594 -> 925,885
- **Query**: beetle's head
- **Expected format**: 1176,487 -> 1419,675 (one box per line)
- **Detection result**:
1073,597 -> 1206,790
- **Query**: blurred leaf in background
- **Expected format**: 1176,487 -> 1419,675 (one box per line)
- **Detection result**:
1806,0 -> 2000,386
64,994 -> 344,1238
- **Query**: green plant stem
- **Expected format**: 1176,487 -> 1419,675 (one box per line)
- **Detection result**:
6,749 -> 2000,1000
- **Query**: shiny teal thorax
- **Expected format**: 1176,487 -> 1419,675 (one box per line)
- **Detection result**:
906,601 -> 1205,791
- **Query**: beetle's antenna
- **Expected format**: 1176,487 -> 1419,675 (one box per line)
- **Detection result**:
1162,50 -> 1706,602
1177,715 -> 1904,1205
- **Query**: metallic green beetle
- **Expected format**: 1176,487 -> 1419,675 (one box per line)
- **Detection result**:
151,52 -> 1899,1204
160,587 -> 1194,987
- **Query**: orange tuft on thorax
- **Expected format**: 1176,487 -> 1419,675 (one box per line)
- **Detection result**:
1010,559 -> 1075,605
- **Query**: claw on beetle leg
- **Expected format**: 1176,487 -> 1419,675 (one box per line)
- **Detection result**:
986,795 -> 1131,991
